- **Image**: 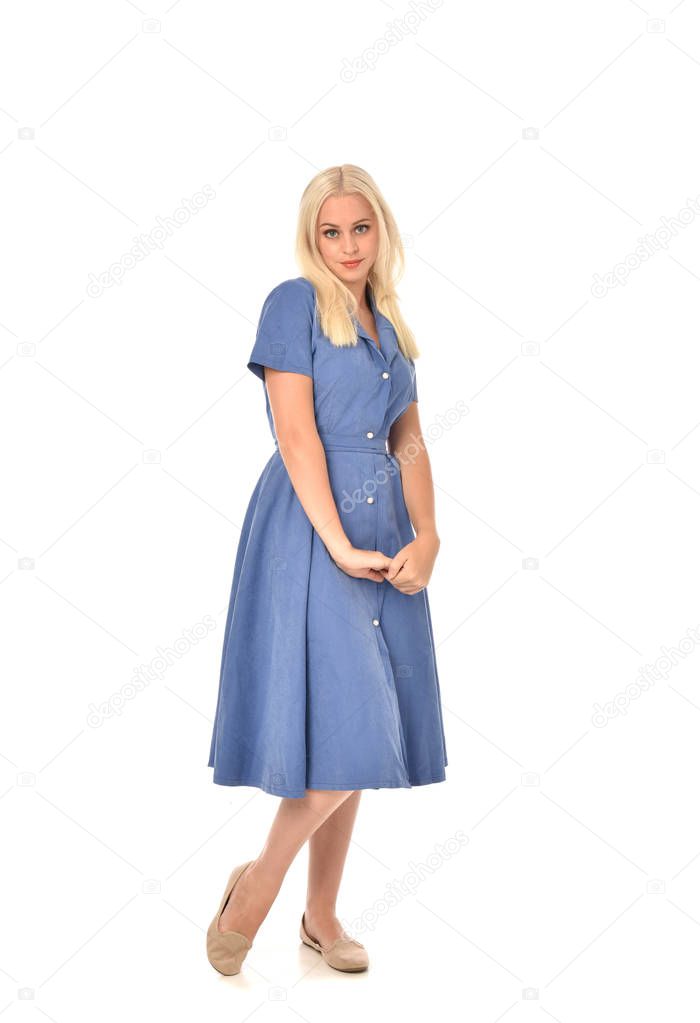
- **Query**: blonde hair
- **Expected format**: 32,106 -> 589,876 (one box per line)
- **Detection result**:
294,164 -> 420,360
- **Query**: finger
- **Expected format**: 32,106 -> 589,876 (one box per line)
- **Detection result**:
383,572 -> 407,589
390,555 -> 411,580
394,579 -> 419,593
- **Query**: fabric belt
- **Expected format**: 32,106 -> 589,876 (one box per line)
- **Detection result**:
274,431 -> 390,454
317,431 -> 390,454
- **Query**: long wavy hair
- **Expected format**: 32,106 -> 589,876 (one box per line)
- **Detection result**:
294,165 -> 420,361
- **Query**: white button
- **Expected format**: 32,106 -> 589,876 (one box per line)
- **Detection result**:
367,496 -> 375,504
366,431 -> 374,439
372,618 -> 380,627
382,371 -> 389,379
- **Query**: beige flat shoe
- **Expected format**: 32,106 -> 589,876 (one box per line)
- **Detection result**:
300,912 -> 369,972
206,860 -> 255,975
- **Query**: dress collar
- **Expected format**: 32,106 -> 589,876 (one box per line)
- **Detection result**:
354,285 -> 397,362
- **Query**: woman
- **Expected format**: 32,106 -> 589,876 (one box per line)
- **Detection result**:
206,164 -> 448,976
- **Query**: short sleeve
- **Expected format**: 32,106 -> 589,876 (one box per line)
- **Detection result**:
410,359 -> 418,402
247,279 -> 315,382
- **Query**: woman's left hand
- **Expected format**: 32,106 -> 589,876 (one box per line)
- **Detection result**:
380,531 -> 440,594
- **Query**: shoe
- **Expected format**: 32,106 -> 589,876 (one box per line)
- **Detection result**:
299,911 -> 369,972
206,860 -> 255,975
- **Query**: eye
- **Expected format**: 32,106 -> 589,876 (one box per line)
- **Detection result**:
321,224 -> 370,239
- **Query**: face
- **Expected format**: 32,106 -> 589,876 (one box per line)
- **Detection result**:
316,193 -> 379,288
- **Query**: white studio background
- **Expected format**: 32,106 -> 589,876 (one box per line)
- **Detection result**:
2,0 -> 700,1019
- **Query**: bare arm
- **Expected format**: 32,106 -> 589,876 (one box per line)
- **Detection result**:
264,367 -> 391,582
383,402 -> 440,593
389,402 -> 439,541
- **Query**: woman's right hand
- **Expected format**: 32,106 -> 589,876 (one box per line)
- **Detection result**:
329,542 -> 392,582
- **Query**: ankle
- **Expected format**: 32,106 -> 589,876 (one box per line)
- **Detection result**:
247,857 -> 287,895
305,903 -> 337,919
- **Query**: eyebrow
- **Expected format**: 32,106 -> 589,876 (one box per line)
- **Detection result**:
319,219 -> 371,228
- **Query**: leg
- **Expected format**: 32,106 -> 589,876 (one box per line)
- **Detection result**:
304,789 -> 362,948
218,788 -> 357,940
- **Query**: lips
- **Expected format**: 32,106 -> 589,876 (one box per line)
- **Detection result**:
341,259 -> 362,267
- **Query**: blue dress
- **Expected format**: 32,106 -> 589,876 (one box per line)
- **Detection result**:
207,277 -> 448,798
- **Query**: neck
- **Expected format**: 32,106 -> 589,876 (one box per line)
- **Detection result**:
348,280 -> 370,313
